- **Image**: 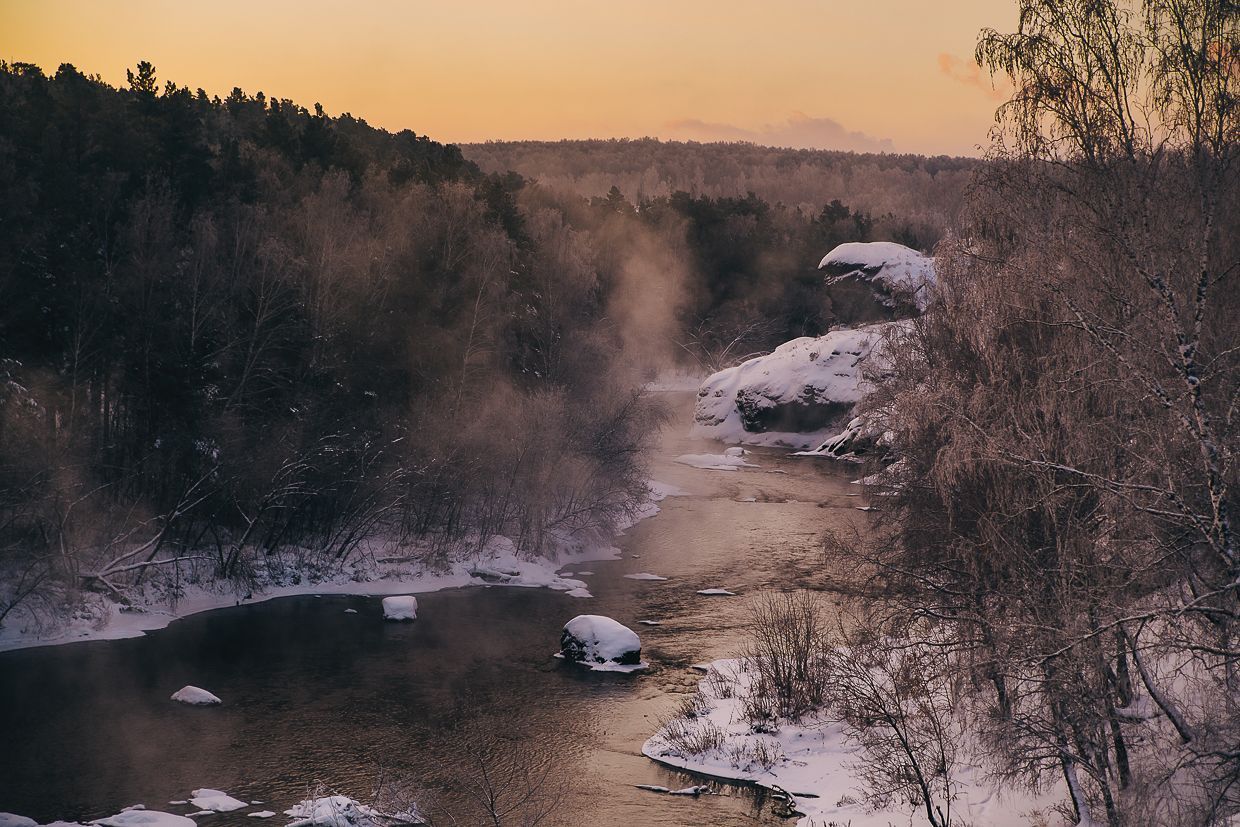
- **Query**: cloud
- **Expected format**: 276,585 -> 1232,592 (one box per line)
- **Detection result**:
661,112 -> 895,154
937,53 -> 1008,102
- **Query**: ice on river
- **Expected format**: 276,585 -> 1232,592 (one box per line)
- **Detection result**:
673,452 -> 756,471
189,789 -> 247,812
92,811 -> 196,827
623,572 -> 669,581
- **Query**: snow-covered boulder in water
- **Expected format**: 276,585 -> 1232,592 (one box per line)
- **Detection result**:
560,615 -> 642,667
170,685 -> 221,705
381,595 -> 418,621
819,241 -> 934,319
694,323 -> 896,448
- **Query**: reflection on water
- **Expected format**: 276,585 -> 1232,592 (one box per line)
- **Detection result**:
0,395 -> 865,826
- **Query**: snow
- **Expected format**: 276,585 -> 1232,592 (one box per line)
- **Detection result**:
0,815 -> 36,827
696,588 -> 736,596
692,323 -> 900,449
637,620 -> 662,626
624,572 -> 669,581
380,596 -> 418,621
91,812 -> 196,827
674,452 -> 756,471
818,241 -> 935,310
246,813 -> 276,820
170,686 -> 221,706
559,614 -> 646,671
0,494 -> 673,652
284,795 -> 418,827
644,658 -> 1054,827
188,790 -> 247,813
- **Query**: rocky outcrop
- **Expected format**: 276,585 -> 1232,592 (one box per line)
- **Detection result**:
693,323 -> 897,449
819,241 -> 934,321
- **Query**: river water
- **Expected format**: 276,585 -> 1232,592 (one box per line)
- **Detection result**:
0,393 -> 865,826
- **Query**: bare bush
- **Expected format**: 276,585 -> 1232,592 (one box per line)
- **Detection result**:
743,590 -> 831,722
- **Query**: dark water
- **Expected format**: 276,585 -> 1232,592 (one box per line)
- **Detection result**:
0,394 -> 867,825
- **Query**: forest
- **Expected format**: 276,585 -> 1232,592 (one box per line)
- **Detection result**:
0,59 -> 944,630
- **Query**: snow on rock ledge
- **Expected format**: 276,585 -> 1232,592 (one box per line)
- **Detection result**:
559,614 -> 645,671
170,685 -> 221,705
819,241 -> 935,315
381,596 -> 418,621
693,323 -> 898,448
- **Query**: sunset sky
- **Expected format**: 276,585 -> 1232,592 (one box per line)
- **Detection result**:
1,1 -> 1016,156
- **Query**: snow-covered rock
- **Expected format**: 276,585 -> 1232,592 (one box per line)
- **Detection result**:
189,789 -> 247,812
819,241 -> 935,316
559,615 -> 643,670
284,795 -> 418,827
170,686 -> 221,705
697,588 -> 737,596
381,596 -> 418,621
92,812 -> 196,827
693,323 -> 897,448
796,403 -> 893,461
0,814 -> 37,827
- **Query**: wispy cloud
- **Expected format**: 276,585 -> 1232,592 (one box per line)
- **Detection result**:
937,53 -> 1009,102
661,112 -> 895,154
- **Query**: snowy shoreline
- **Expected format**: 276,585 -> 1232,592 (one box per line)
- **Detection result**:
0,482 -> 683,654
643,658 -> 1062,827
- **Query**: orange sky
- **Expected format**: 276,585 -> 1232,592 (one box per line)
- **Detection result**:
0,0 -> 1016,156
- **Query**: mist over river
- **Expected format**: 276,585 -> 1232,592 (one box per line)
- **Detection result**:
0,394 -> 866,826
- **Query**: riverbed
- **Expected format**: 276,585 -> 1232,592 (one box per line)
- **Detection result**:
0,393 -> 866,826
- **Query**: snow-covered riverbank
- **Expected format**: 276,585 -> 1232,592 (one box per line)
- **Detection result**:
644,658 -> 1060,827
0,482 -> 684,654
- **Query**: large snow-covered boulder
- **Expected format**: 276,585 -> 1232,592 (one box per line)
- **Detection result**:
819,241 -> 934,319
381,596 -> 418,621
693,323 -> 897,448
170,685 -> 221,705
560,615 -> 642,667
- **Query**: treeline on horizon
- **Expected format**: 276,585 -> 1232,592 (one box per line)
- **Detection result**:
464,137 -> 977,248
0,59 -> 948,623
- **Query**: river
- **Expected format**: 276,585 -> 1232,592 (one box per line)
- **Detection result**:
0,393 -> 866,826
